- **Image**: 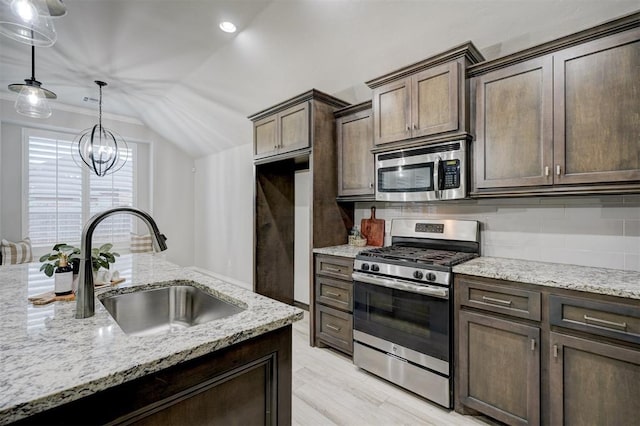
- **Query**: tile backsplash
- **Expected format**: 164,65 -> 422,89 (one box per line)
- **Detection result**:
355,195 -> 640,271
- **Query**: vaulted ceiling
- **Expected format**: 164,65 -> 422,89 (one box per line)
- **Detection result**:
1,0 -> 638,157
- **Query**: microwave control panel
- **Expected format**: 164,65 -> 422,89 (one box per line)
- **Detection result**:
442,160 -> 460,189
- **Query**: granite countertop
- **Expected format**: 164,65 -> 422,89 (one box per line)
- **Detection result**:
0,254 -> 303,424
313,244 -> 377,258
453,257 -> 640,300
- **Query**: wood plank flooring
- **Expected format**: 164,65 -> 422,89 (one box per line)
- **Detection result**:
292,312 -> 492,426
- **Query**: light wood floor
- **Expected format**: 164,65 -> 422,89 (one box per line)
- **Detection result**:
291,312 -> 491,426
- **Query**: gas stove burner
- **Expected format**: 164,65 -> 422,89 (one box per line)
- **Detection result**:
359,246 -> 477,267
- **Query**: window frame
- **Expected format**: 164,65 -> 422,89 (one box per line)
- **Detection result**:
21,127 -> 144,255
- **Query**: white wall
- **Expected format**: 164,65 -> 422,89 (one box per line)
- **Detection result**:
354,197 -> 640,271
193,143 -> 254,289
0,98 -> 195,266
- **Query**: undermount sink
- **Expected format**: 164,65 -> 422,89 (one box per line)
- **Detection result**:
100,284 -> 245,336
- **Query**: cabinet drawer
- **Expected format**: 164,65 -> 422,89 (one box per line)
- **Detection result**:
315,305 -> 353,354
459,279 -> 541,321
550,295 -> 640,345
315,255 -> 354,281
316,276 -> 353,312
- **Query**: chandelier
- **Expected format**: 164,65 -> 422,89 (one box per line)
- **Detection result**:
72,81 -> 129,177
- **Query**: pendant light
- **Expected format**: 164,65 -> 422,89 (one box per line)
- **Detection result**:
0,0 -> 66,47
8,44 -> 56,118
72,81 -> 129,177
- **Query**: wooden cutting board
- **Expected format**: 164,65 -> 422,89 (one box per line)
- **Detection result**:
361,206 -> 384,247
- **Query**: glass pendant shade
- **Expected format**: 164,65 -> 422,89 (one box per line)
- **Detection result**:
0,0 -> 58,46
14,81 -> 51,118
72,81 -> 129,177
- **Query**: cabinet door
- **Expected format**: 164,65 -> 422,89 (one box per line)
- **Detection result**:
337,109 -> 374,197
279,102 -> 310,153
459,310 -> 540,426
411,61 -> 459,138
473,56 -> 553,190
549,332 -> 640,425
372,78 -> 411,146
254,114 -> 278,157
553,28 -> 640,185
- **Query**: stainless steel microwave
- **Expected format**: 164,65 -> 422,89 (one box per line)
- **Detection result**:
375,140 -> 468,202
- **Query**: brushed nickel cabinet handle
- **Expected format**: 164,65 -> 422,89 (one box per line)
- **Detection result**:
482,295 -> 513,306
553,344 -> 558,358
325,267 -> 341,272
544,166 -> 549,177
406,125 -> 411,131
326,324 -> 341,332
531,339 -> 536,351
369,182 -> 374,189
325,291 -> 341,298
584,314 -> 628,331
556,164 -> 561,176
413,123 -> 417,130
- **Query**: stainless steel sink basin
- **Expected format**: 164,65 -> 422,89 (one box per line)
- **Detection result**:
100,284 -> 245,336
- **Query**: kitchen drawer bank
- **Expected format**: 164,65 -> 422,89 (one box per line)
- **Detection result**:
0,254 -> 303,425
453,257 -> 640,426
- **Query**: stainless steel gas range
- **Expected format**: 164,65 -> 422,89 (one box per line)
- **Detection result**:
352,218 -> 480,408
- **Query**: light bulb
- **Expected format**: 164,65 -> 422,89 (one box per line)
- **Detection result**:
11,0 -> 36,23
219,21 -> 236,33
15,84 -> 51,118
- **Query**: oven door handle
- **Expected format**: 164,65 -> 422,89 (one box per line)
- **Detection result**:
352,272 -> 449,299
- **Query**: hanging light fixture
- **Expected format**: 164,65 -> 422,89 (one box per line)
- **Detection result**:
72,81 -> 129,177
8,43 -> 56,118
0,0 -> 66,47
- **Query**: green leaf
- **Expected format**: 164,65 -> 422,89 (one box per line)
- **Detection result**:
39,254 -> 50,262
44,264 -> 54,277
99,243 -> 113,253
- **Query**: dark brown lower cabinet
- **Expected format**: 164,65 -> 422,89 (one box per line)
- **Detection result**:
16,326 -> 292,426
458,310 -> 540,426
549,332 -> 640,426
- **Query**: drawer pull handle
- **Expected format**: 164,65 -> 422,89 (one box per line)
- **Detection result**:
325,267 -> 341,272
482,295 -> 513,306
326,324 -> 341,332
583,314 -> 627,331
326,291 -> 341,298
553,344 -> 558,359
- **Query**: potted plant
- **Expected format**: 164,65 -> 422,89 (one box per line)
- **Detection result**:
39,243 -> 120,277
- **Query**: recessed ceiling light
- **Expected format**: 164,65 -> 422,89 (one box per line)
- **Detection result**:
219,21 -> 236,33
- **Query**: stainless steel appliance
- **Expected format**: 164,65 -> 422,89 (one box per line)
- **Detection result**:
352,218 -> 480,408
375,140 -> 468,202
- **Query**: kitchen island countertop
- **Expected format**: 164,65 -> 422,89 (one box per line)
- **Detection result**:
0,254 -> 303,424
453,256 -> 640,300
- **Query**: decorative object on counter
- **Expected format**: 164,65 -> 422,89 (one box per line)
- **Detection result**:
0,0 -> 66,47
53,253 -> 73,295
39,242 -> 120,277
348,226 -> 367,247
28,290 -> 75,305
8,44 -> 56,118
1,237 -> 33,265
360,206 -> 384,247
72,80 -> 129,176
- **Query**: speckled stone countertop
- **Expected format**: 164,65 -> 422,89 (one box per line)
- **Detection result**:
0,254 -> 303,424
453,257 -> 640,300
313,244 -> 377,258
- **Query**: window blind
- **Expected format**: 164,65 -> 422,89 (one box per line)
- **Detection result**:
26,130 -> 136,249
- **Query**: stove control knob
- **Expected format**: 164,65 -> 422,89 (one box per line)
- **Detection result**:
425,272 -> 437,282
413,271 -> 424,280
371,264 -> 380,272
361,263 -> 370,271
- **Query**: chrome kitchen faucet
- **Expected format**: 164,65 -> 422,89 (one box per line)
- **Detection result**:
75,207 -> 168,319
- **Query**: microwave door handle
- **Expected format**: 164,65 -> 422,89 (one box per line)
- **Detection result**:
352,272 -> 449,299
434,157 -> 443,199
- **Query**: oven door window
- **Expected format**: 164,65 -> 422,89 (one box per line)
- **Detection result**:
353,282 -> 449,362
378,163 -> 433,193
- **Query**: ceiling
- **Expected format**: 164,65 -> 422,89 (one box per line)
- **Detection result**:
1,0 -> 638,157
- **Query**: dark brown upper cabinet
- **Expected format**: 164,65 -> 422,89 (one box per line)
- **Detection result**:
250,90 -> 348,162
335,101 -> 375,201
470,13 -> 640,197
367,42 -> 484,150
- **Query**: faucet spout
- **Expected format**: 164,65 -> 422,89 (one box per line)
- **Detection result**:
76,207 -> 168,319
